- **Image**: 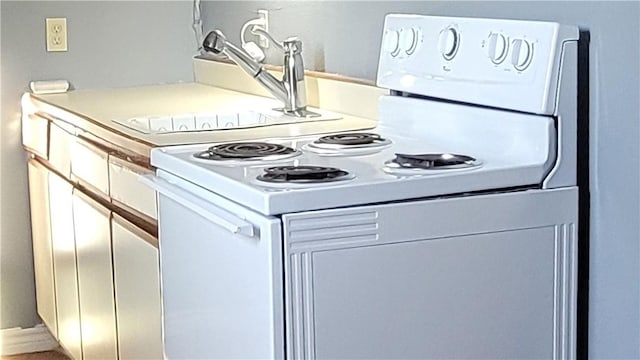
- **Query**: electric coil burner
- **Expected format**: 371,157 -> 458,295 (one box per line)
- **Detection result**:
304,132 -> 391,155
317,133 -> 386,146
194,142 -> 301,161
257,165 -> 353,184
386,153 -> 481,170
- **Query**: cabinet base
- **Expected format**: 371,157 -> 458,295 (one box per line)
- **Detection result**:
0,324 -> 58,356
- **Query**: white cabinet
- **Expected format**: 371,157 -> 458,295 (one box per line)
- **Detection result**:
49,170 -> 82,360
72,191 -> 117,360
27,159 -> 57,337
23,106 -> 163,360
30,160 -> 161,360
112,214 -> 163,360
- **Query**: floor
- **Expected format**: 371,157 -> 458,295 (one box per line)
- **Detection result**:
1,349 -> 69,360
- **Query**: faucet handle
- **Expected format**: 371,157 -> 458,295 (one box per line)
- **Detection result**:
250,27 -> 303,56
250,27 -> 285,51
283,38 -> 302,55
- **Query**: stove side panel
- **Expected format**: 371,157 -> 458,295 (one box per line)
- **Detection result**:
154,171 -> 286,360
283,188 -> 578,359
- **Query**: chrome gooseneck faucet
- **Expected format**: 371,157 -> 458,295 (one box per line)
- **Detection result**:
203,29 -> 318,118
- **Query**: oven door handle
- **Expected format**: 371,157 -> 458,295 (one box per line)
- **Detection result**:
141,174 -> 255,237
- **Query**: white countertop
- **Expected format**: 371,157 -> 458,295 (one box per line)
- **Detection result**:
30,82 -> 378,149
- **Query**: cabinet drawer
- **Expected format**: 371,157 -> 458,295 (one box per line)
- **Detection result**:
49,120 -> 75,178
71,137 -> 109,195
109,156 -> 157,220
22,113 -> 49,159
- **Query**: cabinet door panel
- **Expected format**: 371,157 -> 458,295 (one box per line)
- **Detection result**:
112,214 -> 162,359
27,159 -> 57,337
49,172 -> 82,360
73,191 -> 117,360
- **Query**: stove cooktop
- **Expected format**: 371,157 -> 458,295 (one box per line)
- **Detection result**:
151,95 -> 557,215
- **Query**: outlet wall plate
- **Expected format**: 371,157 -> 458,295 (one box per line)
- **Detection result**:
46,17 -> 67,52
257,9 -> 269,48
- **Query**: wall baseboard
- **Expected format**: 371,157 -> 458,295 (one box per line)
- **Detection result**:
1,324 -> 58,356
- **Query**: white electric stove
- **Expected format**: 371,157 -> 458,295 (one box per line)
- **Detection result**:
147,14 -> 579,359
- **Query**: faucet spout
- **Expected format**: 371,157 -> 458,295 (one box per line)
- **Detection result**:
203,29 -> 311,116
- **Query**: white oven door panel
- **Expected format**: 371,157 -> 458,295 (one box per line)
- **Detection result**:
283,187 -> 577,360
151,170 -> 285,360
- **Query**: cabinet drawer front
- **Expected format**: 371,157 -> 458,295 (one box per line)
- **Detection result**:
49,121 -> 75,178
71,138 -> 109,195
109,156 -> 157,220
22,114 -> 49,159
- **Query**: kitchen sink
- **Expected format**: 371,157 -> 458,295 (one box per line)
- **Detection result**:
113,109 -> 342,134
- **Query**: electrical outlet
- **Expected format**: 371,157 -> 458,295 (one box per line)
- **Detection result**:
257,9 -> 269,48
46,18 -> 67,52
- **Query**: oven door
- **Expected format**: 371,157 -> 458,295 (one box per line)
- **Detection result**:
144,170 -> 285,359
282,187 -> 578,360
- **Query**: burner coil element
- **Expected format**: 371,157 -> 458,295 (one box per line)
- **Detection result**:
305,132 -> 392,156
194,142 -> 299,161
390,153 -> 479,169
257,165 -> 352,183
317,132 -> 384,146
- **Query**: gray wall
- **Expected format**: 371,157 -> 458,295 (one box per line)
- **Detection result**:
201,1 -> 640,358
0,1 -> 195,329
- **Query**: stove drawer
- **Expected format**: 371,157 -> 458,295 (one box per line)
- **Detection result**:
109,156 -> 157,220
71,137 -> 109,196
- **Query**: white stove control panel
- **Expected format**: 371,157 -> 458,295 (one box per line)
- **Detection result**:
377,14 -> 579,115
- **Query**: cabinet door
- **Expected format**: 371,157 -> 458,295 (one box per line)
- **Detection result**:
49,172 -> 82,360
72,190 -> 117,360
112,214 -> 163,360
27,159 -> 57,337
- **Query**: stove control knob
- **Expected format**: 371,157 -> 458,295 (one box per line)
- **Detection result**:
487,32 -> 508,64
511,38 -> 534,71
438,26 -> 460,60
383,29 -> 401,57
400,27 -> 420,56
